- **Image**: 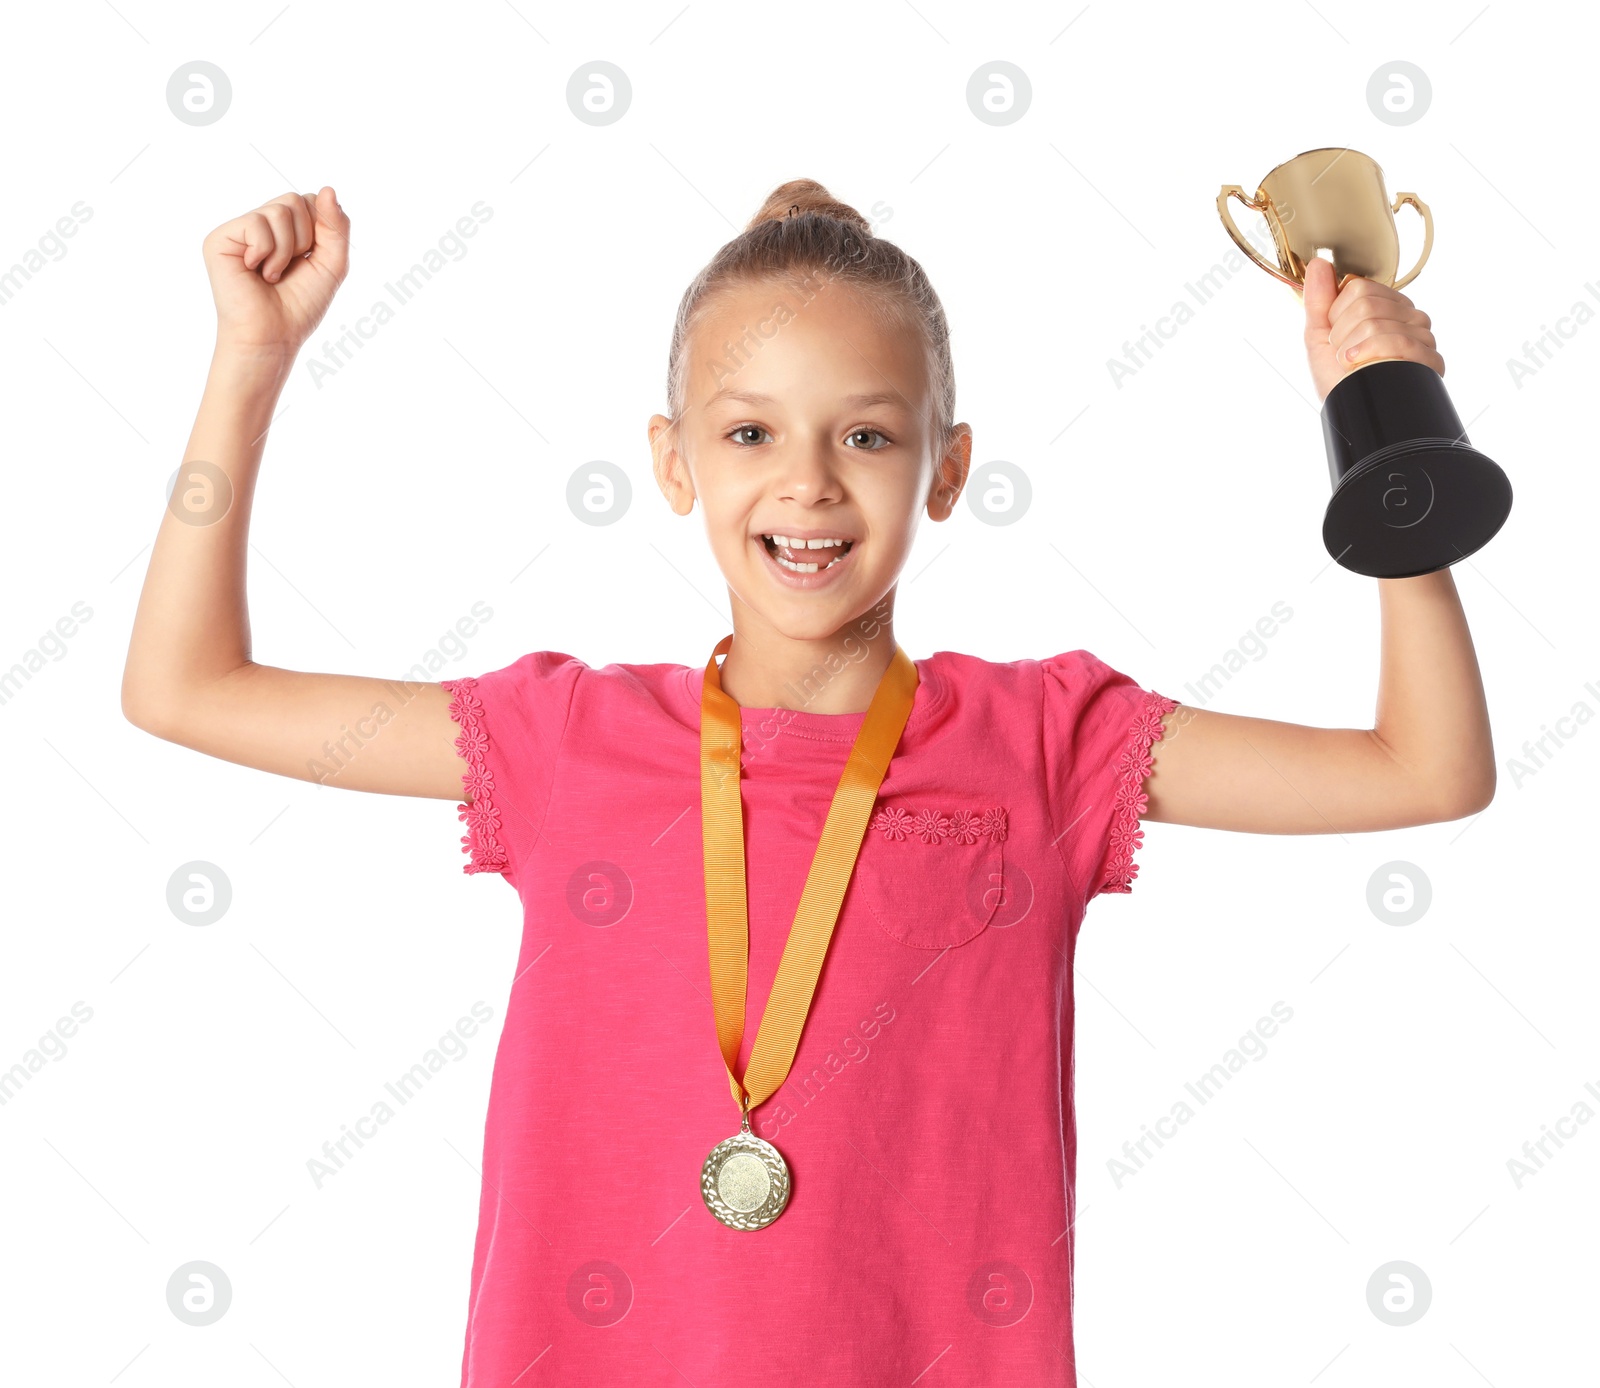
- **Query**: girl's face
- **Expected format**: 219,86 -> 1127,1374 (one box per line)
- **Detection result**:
649,278 -> 971,644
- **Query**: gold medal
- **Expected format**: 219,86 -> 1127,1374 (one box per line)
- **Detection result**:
697,634 -> 918,1231
700,1097 -> 791,1231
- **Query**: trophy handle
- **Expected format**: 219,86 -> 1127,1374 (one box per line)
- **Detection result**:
1217,185 -> 1299,288
1390,192 -> 1434,290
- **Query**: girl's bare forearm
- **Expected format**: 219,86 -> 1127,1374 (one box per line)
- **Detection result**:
121,348 -> 290,717
1371,568 -> 1496,809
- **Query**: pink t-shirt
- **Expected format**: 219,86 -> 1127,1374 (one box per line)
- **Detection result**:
440,647 -> 1178,1386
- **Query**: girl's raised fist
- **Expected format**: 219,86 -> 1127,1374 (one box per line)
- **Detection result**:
202,186 -> 350,358
1300,255 -> 1443,403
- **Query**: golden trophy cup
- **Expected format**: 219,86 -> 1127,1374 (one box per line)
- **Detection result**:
1218,147 -> 1512,578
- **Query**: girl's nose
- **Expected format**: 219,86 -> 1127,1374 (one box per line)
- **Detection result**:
774,442 -> 844,504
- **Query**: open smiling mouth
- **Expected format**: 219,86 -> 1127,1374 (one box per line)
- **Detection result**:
759,533 -> 855,574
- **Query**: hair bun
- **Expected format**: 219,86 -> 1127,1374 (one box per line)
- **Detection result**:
745,178 -> 873,236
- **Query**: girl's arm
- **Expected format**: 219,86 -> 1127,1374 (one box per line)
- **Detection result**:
121,187 -> 465,802
1142,258 -> 1496,834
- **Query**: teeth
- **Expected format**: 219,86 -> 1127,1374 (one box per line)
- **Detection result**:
765,534 -> 846,549
761,534 -> 852,575
774,550 -> 847,573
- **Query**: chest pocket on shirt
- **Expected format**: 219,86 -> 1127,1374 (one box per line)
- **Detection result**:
850,803 -> 1008,949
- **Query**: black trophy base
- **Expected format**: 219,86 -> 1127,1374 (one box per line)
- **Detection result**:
1320,359 -> 1513,579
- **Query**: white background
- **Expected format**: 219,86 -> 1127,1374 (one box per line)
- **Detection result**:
1,1 -> 1594,1383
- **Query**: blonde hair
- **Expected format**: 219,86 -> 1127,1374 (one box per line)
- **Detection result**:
665,178 -> 956,451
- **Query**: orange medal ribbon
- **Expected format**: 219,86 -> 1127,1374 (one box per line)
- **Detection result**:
697,633 -> 918,1228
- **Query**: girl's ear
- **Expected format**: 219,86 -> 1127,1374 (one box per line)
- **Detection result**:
926,423 -> 973,522
648,414 -> 696,516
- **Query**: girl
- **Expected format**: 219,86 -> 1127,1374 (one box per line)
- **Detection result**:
123,178 -> 1494,1385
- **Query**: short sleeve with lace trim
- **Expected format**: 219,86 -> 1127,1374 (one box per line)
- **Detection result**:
440,653 -> 584,885
1039,649 -> 1181,912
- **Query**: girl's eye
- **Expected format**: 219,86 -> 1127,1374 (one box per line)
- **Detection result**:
724,425 -> 892,449
846,428 -> 891,450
